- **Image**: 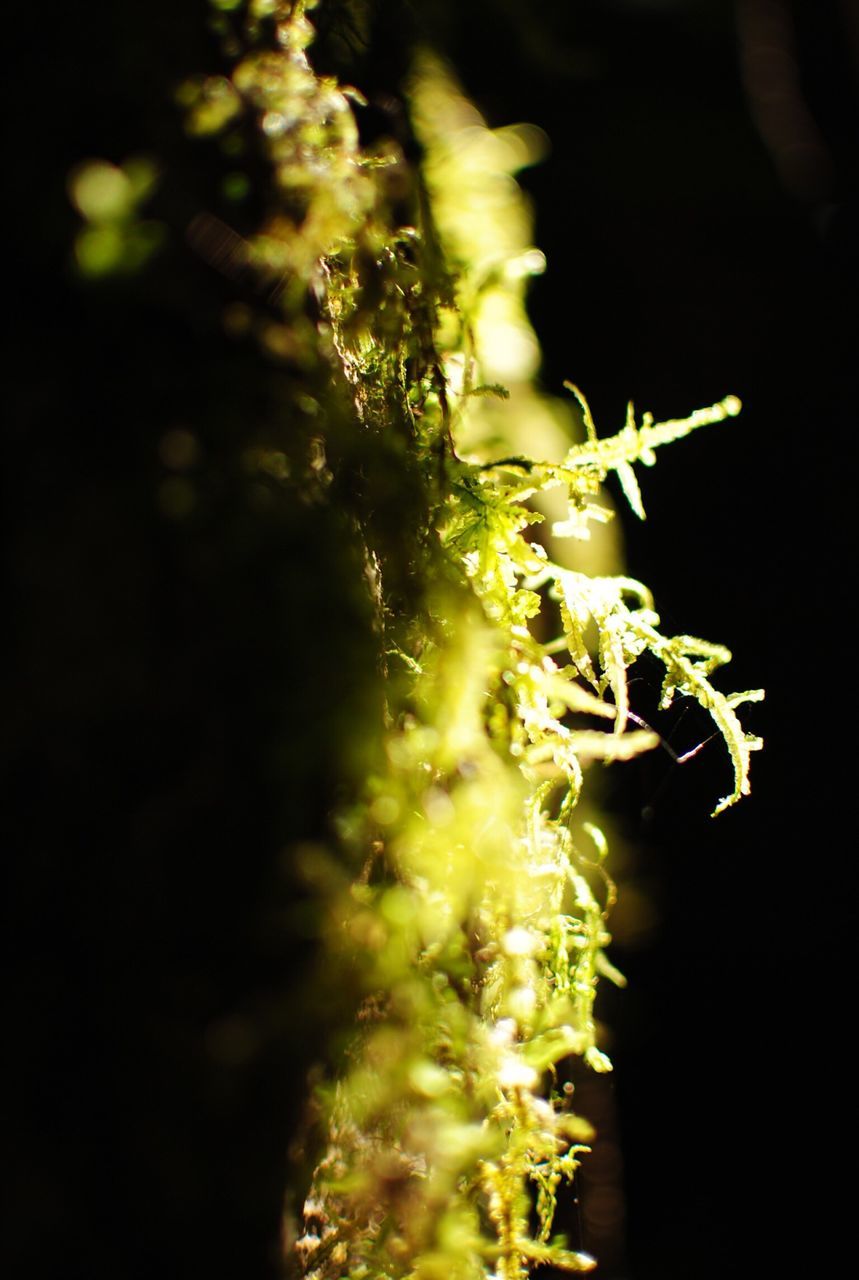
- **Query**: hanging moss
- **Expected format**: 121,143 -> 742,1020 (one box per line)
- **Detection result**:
59,3 -> 762,1277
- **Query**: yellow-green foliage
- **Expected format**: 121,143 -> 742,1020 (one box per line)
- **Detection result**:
68,156 -> 164,277
103,3 -> 763,1276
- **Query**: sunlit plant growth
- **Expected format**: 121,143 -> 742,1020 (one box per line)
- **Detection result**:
72,3 -> 762,1276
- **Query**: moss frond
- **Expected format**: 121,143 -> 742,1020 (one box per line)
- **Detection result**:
138,4 -> 767,1275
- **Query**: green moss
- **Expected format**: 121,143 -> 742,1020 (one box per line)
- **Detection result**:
68,2 -> 761,1274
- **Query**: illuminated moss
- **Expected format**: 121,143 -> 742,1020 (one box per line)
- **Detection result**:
75,2 -> 762,1275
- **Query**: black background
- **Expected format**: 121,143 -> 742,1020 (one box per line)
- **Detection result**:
6,2 -> 857,1278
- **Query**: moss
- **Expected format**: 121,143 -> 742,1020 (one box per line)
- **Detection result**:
66,3 -> 762,1275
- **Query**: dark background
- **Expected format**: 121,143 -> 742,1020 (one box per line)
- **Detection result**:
6,2 -> 857,1278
